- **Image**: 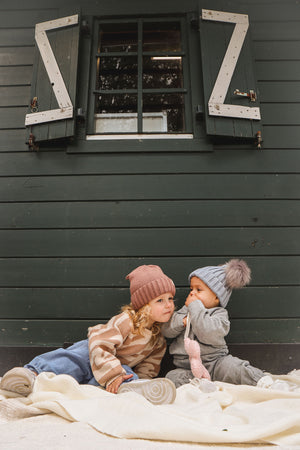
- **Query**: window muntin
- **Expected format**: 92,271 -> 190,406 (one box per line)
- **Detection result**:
90,17 -> 189,135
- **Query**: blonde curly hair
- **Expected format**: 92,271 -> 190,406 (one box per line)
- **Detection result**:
121,303 -> 161,345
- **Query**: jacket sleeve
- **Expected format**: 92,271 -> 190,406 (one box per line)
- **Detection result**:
88,313 -> 131,387
134,336 -> 167,379
161,306 -> 187,338
188,301 -> 230,346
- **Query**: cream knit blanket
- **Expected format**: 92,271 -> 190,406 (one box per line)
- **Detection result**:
1,371 -> 300,446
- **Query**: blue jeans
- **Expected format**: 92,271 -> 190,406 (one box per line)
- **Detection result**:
25,339 -> 138,387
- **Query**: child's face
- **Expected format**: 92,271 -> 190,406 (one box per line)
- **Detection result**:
148,292 -> 175,324
188,277 -> 220,309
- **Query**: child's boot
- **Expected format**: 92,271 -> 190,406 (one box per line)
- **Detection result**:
0,367 -> 36,395
257,375 -> 300,392
189,377 -> 218,393
118,378 -> 176,405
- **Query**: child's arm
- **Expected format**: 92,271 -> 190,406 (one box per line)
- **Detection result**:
188,301 -> 230,346
88,313 -> 131,388
106,373 -> 134,394
161,306 -> 187,338
134,336 -> 167,379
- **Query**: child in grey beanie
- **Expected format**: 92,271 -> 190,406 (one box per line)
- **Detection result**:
162,259 -> 269,388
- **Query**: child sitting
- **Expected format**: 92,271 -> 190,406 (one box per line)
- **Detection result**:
0,265 -> 176,405
162,259 -> 289,390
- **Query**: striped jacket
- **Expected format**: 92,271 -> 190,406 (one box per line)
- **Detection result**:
88,311 -> 166,387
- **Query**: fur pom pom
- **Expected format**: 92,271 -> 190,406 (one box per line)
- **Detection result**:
225,259 -> 251,289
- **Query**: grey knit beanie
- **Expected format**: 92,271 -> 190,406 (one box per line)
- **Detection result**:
188,259 -> 251,308
126,265 -> 176,310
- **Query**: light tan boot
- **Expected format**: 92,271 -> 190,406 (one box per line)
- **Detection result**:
118,378 -> 176,405
0,367 -> 36,395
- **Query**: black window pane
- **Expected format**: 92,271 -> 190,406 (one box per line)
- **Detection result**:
99,23 -> 138,53
97,56 -> 138,90
143,22 -> 181,52
143,56 -> 183,89
95,94 -> 138,133
96,94 -> 137,114
143,93 -> 185,132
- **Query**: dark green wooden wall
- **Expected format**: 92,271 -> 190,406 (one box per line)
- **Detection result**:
0,0 -> 299,373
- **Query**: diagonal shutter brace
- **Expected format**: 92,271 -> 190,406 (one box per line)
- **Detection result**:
25,15 -> 78,126
202,9 -> 261,121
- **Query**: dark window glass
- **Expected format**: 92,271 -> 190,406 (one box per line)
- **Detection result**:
97,56 -> 138,90
143,93 -> 185,132
99,23 -> 138,53
95,94 -> 138,132
96,94 -> 137,114
143,22 -> 181,52
143,56 -> 183,89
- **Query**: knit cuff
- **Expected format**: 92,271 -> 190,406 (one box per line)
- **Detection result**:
172,313 -> 187,332
104,367 -> 127,388
188,299 -> 206,314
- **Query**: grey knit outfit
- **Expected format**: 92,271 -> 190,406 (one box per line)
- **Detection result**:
161,300 -> 264,388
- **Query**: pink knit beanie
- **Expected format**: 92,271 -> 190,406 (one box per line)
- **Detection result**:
126,265 -> 176,310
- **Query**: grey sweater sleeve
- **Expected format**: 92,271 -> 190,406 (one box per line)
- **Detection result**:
188,300 -> 230,346
161,306 -> 188,338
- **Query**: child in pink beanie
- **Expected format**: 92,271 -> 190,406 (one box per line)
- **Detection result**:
0,265 -> 176,405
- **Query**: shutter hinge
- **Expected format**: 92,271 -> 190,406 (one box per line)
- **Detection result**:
196,105 -> 204,118
30,97 -> 38,113
190,14 -> 199,30
26,133 -> 39,151
76,108 -> 86,122
81,19 -> 91,37
256,131 -> 263,150
234,89 -> 257,102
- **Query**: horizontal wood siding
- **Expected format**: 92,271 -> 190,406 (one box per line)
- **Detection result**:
0,200 -> 299,227
1,286 -> 300,319
0,319 -> 299,347
0,0 -> 299,375
1,228 -> 300,256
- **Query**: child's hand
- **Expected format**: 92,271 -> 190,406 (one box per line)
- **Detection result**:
106,373 -> 133,394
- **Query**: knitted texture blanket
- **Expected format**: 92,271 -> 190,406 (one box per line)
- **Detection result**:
1,371 -> 300,446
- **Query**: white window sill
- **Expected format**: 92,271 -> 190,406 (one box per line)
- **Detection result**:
86,134 -> 194,140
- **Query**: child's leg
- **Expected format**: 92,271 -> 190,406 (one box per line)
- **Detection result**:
211,354 -> 264,385
1,339 -> 95,395
165,367 -> 193,388
25,339 -> 94,384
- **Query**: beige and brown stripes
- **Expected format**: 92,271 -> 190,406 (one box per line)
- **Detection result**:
88,312 -> 166,387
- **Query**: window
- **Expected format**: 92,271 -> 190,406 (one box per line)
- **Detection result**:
87,18 -> 193,138
25,6 -> 262,150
